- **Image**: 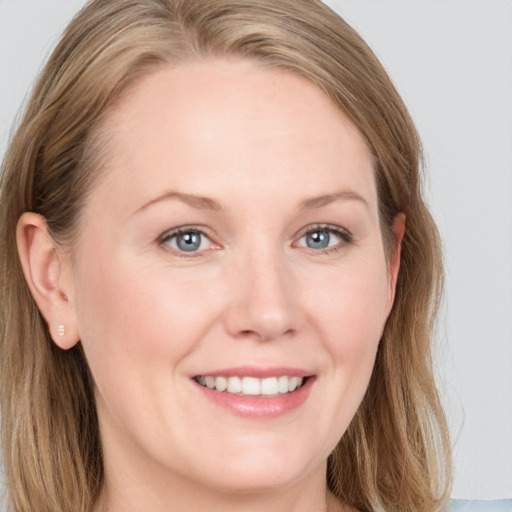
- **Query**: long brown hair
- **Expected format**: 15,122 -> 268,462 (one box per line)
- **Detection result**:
0,1 -> 451,511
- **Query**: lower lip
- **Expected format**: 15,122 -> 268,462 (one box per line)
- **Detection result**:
194,377 -> 315,418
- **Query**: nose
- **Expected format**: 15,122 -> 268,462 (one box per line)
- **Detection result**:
224,249 -> 300,342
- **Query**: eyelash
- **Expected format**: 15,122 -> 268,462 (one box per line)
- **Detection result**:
157,227 -> 217,258
294,224 -> 353,255
157,224 -> 353,258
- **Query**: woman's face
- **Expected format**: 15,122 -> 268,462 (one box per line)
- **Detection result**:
65,59 -> 401,495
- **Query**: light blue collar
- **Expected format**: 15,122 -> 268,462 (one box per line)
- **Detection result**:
450,499 -> 512,511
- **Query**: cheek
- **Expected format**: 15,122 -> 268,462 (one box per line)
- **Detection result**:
304,259 -> 389,405
308,259 -> 390,346
72,249 -> 218,386
71,249 -> 227,455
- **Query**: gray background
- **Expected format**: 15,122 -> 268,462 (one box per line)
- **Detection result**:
1,0 -> 511,500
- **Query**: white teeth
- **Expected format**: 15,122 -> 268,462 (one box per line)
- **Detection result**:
215,376 -> 228,392
261,377 -> 278,395
205,376 -> 216,389
242,377 -> 260,395
196,375 -> 305,395
277,375 -> 289,394
226,376 -> 242,393
289,376 -> 301,392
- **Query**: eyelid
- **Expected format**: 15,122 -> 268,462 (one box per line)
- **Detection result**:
293,223 -> 353,252
157,225 -> 220,256
156,223 -> 352,257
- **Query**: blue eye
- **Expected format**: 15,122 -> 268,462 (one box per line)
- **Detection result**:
305,230 -> 331,249
161,229 -> 210,253
297,226 -> 351,251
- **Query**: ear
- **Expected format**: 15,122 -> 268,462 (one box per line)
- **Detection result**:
16,212 -> 80,349
387,212 -> 406,310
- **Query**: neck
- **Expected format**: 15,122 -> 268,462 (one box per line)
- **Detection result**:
94,479 -> 346,512
94,448 -> 347,512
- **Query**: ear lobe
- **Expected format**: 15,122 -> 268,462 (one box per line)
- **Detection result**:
16,212 -> 80,349
387,213 -> 406,310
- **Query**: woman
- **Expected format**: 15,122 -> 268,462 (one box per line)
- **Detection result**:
0,1 -> 451,511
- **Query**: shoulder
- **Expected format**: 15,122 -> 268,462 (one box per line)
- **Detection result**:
450,500 -> 512,511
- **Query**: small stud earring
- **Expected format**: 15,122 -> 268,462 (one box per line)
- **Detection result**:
57,325 -> 65,337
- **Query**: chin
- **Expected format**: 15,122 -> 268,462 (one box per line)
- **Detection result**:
200,463 -> 309,495
185,437 -> 327,495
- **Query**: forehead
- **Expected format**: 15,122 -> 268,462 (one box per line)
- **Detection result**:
87,58 -> 376,216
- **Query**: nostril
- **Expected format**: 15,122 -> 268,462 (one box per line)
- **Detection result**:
224,283 -> 299,341
234,328 -> 295,342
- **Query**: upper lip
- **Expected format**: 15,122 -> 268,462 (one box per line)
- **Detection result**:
192,366 -> 313,379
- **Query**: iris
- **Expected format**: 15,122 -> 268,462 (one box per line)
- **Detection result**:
306,230 -> 331,249
175,231 -> 203,252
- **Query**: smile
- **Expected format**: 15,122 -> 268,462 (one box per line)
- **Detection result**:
194,375 -> 306,396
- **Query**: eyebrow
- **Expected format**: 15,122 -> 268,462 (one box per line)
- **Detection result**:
299,190 -> 370,212
134,191 -> 223,214
134,188 -> 369,215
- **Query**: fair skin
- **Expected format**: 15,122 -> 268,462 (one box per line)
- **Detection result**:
17,59 -> 403,512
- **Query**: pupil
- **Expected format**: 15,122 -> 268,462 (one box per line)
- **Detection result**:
307,230 -> 329,249
177,232 -> 201,251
